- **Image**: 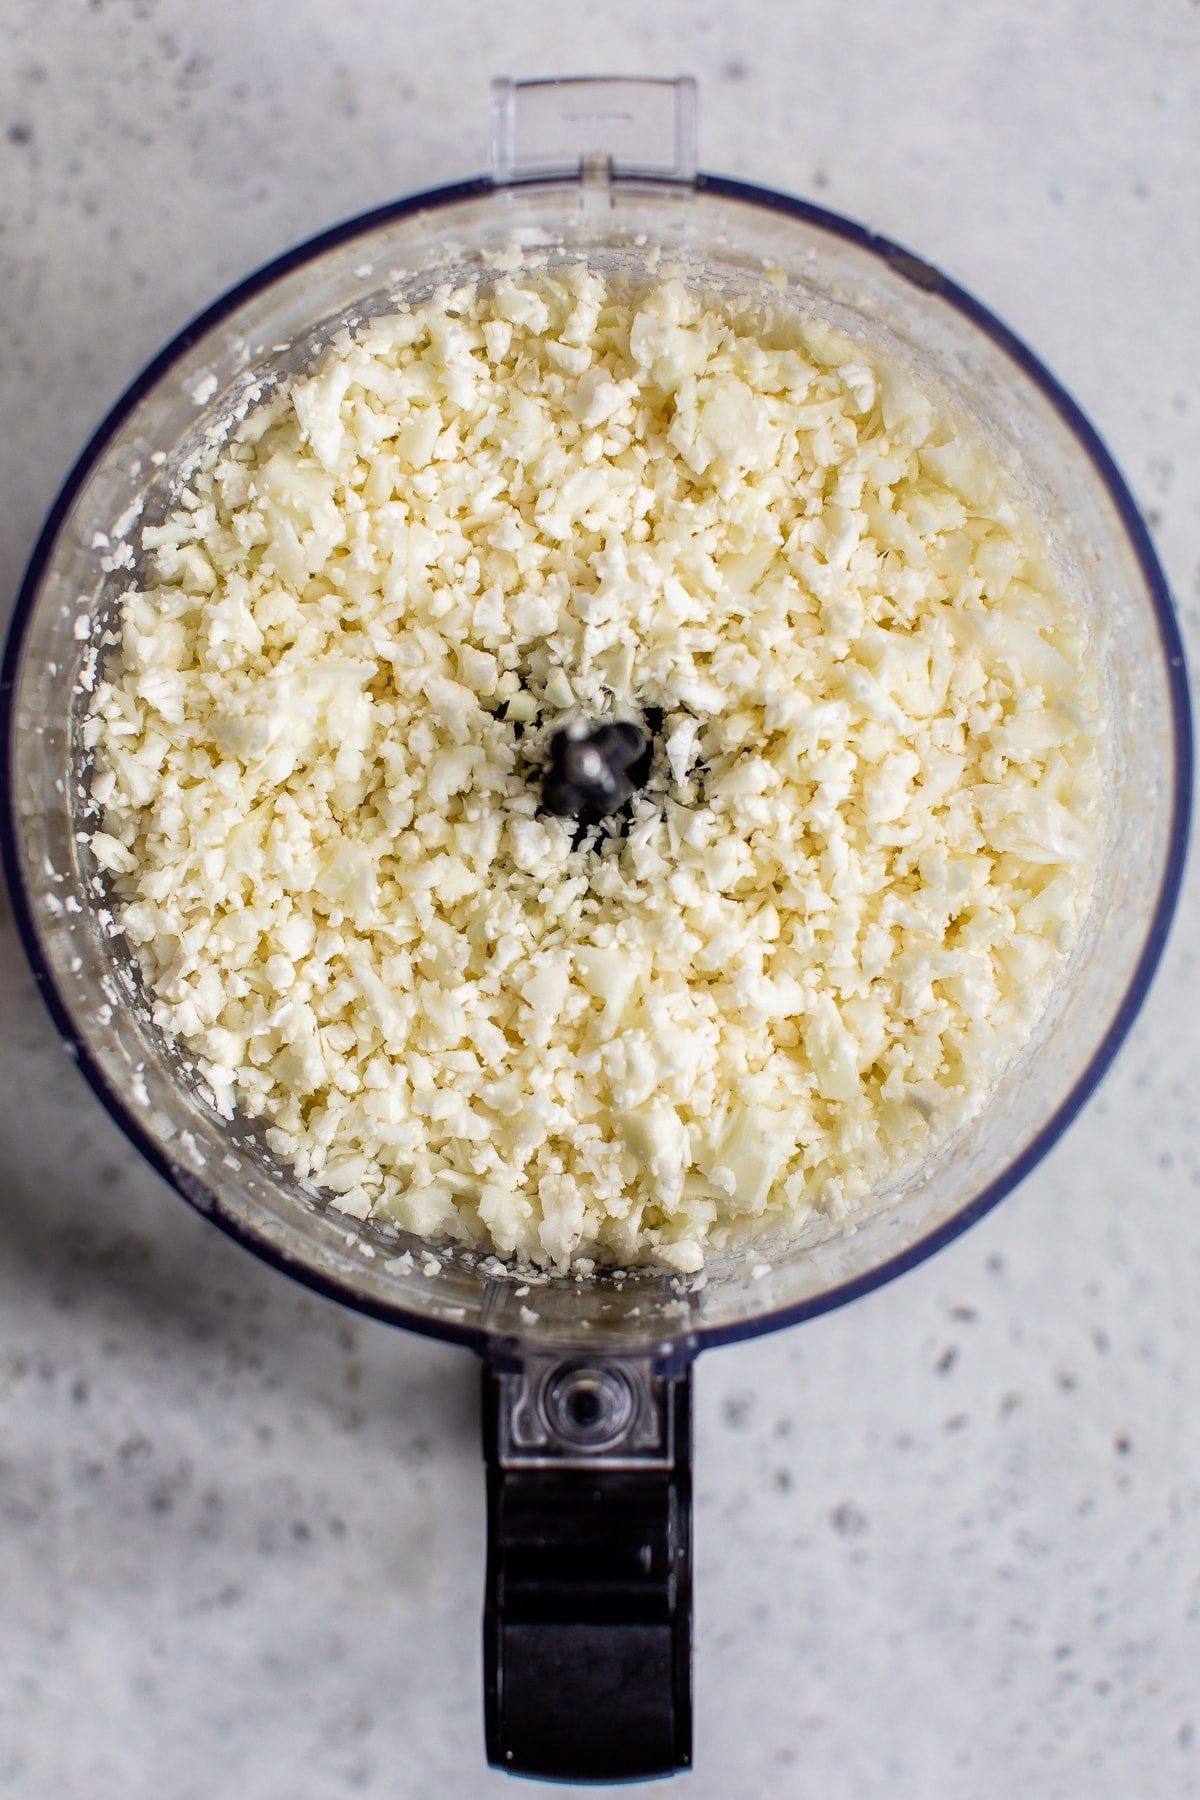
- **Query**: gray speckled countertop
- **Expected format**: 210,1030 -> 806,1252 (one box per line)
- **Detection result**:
1,3 -> 1197,1796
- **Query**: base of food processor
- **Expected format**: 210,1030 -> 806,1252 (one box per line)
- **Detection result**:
483,1352 -> 694,1783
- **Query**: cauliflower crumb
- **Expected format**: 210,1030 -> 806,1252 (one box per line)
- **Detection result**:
87,268 -> 1103,1272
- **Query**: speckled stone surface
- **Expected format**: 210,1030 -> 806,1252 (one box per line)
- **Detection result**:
1,3 -> 1197,1796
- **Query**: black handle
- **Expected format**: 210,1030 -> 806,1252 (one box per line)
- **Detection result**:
482,1354 -> 693,1784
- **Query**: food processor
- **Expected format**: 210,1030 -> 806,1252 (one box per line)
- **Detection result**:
1,76 -> 1190,1784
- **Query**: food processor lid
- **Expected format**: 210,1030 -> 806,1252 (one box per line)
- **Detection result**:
1,76 -> 1193,1362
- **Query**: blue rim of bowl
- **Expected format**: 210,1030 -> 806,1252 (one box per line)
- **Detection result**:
1,172 -> 1193,1360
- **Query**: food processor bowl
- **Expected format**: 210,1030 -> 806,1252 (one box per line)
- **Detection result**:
2,77 -> 1191,1784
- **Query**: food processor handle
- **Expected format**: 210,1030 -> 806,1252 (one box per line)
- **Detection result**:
481,1353 -> 694,1783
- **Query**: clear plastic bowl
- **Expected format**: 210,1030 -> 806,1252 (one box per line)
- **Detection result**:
4,157 -> 1189,1354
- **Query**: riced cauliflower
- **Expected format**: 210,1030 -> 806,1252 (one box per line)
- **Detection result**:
85,268 -> 1104,1271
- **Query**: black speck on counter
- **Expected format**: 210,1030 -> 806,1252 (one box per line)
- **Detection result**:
7,121 -> 33,146
398,1432 -> 432,1469
721,1392 -> 754,1431
830,1501 -> 868,1537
